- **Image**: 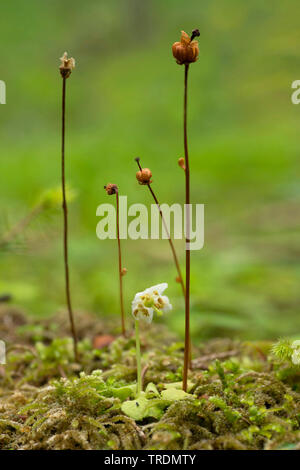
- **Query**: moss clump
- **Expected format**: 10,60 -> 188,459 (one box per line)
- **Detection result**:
1,309 -> 300,450
146,359 -> 300,450
0,372 -> 144,450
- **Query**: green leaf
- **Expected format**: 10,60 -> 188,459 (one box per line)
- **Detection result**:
111,385 -> 134,401
121,395 -> 149,421
145,382 -> 160,397
161,388 -> 191,402
163,381 -> 194,392
146,402 -> 164,419
121,392 -> 168,421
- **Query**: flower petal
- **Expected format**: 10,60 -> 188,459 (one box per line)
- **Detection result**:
161,296 -> 172,313
180,31 -> 190,46
149,283 -> 168,296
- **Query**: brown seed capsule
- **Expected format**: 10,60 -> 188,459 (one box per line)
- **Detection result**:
136,168 -> 152,185
121,268 -> 127,276
59,52 -> 75,78
104,183 -> 118,195
178,157 -> 186,171
172,30 -> 200,65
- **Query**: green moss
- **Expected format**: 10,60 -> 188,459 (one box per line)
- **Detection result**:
1,312 -> 300,450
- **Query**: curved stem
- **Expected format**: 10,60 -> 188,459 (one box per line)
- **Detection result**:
61,76 -> 78,362
135,320 -> 142,396
116,191 -> 126,335
147,184 -> 186,299
135,159 -> 185,299
183,64 -> 190,392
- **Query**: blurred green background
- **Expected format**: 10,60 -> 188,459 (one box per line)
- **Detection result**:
0,0 -> 300,342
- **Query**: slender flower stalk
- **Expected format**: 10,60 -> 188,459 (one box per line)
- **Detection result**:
59,52 -> 78,362
183,63 -> 191,392
132,283 -> 172,396
104,183 -> 126,335
135,320 -> 142,396
172,29 -> 200,391
134,157 -> 185,299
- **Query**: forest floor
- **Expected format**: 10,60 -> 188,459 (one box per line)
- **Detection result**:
0,305 -> 300,450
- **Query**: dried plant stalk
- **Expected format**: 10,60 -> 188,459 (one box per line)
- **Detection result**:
172,29 -> 200,391
104,184 -> 126,335
182,64 -> 191,392
59,53 -> 78,361
116,190 -> 126,335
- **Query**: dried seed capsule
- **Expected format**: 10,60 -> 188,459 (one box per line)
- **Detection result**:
172,30 -> 200,66
59,52 -> 75,78
136,168 -> 152,185
104,183 -> 118,195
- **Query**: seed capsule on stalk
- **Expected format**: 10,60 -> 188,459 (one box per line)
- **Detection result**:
59,52 -> 75,78
136,168 -> 152,185
172,30 -> 200,66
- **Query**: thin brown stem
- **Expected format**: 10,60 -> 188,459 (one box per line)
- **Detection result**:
61,76 -> 78,362
149,183 -> 193,370
135,158 -> 185,298
149,185 -> 186,299
115,191 -> 126,335
183,64 -> 190,392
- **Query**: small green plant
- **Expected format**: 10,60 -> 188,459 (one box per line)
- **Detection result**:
272,338 -> 300,365
172,29 -> 200,391
104,183 -> 127,336
272,338 -> 293,361
121,381 -> 191,421
131,283 -> 172,396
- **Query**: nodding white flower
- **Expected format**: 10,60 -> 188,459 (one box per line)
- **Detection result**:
291,340 -> 300,365
131,283 -> 172,323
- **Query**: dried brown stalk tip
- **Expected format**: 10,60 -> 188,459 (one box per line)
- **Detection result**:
178,157 -> 186,171
104,183 -> 118,195
59,52 -> 75,78
136,168 -> 152,185
172,30 -> 200,65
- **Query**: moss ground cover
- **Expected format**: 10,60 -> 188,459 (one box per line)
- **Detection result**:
1,307 -> 299,450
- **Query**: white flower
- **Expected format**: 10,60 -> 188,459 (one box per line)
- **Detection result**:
291,340 -> 300,365
131,283 -> 172,323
